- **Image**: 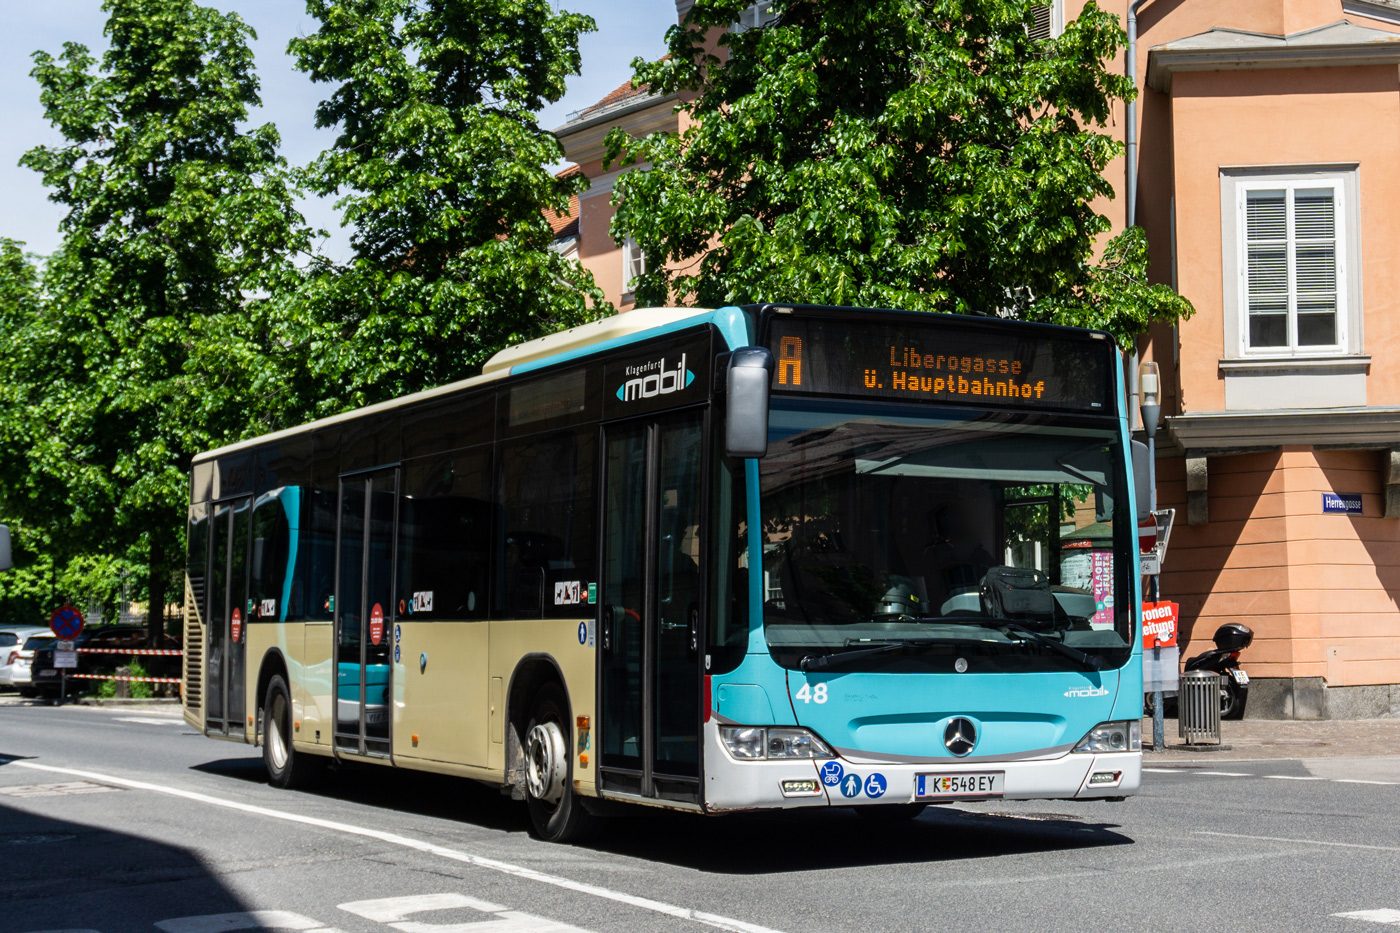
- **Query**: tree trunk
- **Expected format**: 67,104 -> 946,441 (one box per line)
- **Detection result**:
147,541 -> 165,647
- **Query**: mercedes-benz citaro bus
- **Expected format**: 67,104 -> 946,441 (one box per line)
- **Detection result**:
183,304 -> 1147,842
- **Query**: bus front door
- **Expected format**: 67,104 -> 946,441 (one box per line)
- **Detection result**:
599,412 -> 704,803
206,495 -> 250,738
334,468 -> 397,757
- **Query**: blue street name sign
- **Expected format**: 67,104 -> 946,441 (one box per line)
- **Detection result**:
1322,493 -> 1363,514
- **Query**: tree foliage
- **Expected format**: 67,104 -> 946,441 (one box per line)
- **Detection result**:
1,0 -> 311,633
288,0 -> 606,411
608,0 -> 1192,347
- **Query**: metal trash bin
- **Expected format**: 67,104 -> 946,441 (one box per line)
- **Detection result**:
1179,670 -> 1223,745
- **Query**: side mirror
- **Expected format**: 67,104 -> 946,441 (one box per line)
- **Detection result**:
0,524 -> 11,572
1131,440 -> 1152,524
724,347 -> 774,459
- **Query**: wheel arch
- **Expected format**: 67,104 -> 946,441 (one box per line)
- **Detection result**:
254,648 -> 290,747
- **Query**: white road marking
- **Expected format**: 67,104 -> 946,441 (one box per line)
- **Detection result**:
1196,831 -> 1400,853
340,893 -> 592,933
1333,909 -> 1400,925
156,911 -> 331,933
1146,767 -> 1398,785
117,717 -> 185,725
10,760 -> 784,933
0,781 -> 122,798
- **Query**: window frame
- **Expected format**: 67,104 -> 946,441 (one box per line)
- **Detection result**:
621,236 -> 647,300
1220,165 -> 1363,362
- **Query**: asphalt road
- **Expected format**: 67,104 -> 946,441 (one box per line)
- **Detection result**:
2,702 -> 1399,933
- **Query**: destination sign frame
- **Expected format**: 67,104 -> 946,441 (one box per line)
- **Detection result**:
760,307 -> 1114,415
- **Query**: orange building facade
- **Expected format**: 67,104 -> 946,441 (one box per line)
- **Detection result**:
553,0 -> 1400,718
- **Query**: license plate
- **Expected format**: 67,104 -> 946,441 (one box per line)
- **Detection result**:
917,772 -> 1005,799
1230,669 -> 1248,685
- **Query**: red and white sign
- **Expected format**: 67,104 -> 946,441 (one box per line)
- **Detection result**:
231,608 -> 242,643
1142,601 -> 1179,649
1138,517 -> 1158,553
370,603 -> 384,646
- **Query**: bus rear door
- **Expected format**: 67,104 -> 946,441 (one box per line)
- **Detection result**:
335,468 -> 397,757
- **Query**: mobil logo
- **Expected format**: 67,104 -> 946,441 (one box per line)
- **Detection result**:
616,354 -> 694,402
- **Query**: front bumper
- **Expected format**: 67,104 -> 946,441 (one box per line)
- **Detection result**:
702,720 -> 1141,812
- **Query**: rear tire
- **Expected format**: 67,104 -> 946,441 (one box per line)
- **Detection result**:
856,803 -> 928,823
523,682 -> 596,843
263,674 -> 326,790
1221,678 -> 1247,720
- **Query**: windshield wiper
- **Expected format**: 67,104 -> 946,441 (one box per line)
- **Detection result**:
996,622 -> 1103,670
799,639 -> 946,672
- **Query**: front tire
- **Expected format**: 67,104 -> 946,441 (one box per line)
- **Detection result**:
263,674 -> 326,790
524,682 -> 595,843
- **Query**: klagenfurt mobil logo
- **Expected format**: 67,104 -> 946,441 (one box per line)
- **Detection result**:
616,354 -> 695,402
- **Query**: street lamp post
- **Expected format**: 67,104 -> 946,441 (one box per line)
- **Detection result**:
1138,361 -> 1164,751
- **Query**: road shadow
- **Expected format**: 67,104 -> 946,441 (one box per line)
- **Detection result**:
189,755 -> 1131,872
0,757 -> 248,932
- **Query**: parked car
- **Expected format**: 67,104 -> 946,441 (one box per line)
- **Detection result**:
28,625 -> 180,698
0,626 -> 52,694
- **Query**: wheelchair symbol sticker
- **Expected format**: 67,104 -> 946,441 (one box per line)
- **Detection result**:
820,761 -> 844,786
864,773 -> 887,798
840,774 -> 862,798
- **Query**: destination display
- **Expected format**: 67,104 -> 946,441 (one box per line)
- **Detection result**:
766,314 -> 1111,413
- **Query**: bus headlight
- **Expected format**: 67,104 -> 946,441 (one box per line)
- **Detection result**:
1073,720 -> 1141,753
720,725 -> 835,760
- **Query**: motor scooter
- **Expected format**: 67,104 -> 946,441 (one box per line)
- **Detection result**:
1182,622 -> 1253,719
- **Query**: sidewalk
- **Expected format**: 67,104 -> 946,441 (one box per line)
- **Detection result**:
1143,716 -> 1400,762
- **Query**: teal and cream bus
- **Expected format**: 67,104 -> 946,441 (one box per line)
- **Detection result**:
183,304 -> 1145,841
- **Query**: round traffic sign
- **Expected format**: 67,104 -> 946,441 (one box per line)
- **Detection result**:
50,605 -> 85,639
370,603 -> 384,646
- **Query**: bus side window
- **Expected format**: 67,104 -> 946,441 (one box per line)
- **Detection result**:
399,448 -> 492,620
707,454 -> 748,675
499,428 -> 597,619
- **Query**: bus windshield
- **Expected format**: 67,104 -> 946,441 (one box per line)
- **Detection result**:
760,402 -> 1133,674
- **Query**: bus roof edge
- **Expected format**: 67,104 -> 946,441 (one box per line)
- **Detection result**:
482,307 -> 713,375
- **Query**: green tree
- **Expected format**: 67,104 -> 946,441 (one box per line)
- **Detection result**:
608,0 -> 1192,347
289,0 -> 606,411
10,0 -> 313,642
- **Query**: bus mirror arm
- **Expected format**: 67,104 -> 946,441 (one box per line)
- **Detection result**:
725,347 -> 774,459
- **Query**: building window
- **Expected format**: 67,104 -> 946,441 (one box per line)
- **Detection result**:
733,2 -> 778,31
622,236 -> 647,296
1221,166 -> 1362,361
1242,185 -> 1340,351
1028,2 -> 1063,40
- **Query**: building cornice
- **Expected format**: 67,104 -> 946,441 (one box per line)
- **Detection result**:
1343,0 -> 1400,27
1165,406 -> 1400,455
1147,20 -> 1400,93
552,92 -> 680,168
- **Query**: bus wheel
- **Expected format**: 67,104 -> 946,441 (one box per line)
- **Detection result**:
263,674 -> 325,790
856,803 -> 928,823
524,683 -> 595,843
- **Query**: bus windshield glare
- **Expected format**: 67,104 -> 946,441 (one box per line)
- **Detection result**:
760,402 -> 1132,674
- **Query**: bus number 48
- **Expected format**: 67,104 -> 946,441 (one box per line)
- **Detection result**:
795,683 -> 828,704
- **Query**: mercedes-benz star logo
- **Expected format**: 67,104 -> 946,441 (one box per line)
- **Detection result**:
945,717 -> 977,757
